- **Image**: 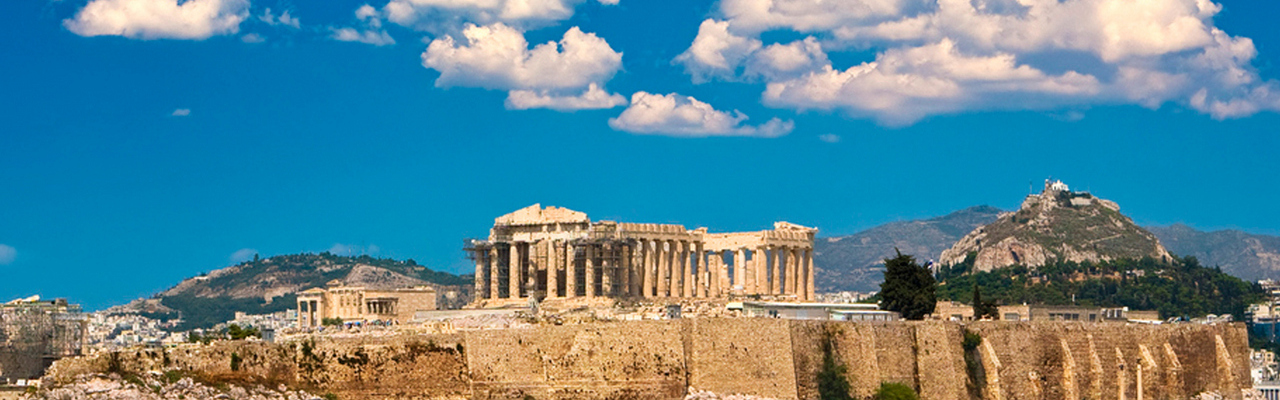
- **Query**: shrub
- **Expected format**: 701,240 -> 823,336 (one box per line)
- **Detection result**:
321,317 -> 344,326
874,382 -> 919,400
962,330 -> 982,352
230,352 -> 242,372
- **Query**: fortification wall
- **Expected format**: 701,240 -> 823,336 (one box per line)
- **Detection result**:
44,320 -> 1250,400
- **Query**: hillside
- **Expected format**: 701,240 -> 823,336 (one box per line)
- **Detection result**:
114,253 -> 473,330
939,180 -> 1170,271
1149,224 -> 1280,281
813,206 -> 1002,292
937,254 -> 1261,319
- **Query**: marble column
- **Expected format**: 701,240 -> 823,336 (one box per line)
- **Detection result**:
600,244 -> 613,297
745,250 -> 757,295
620,244 -> 631,297
694,243 -> 705,298
681,242 -> 691,297
670,241 -> 682,297
585,245 -> 597,298
642,241 -> 654,297
489,247 -> 500,300
708,252 -> 720,297
665,241 -> 675,297
473,250 -> 487,300
509,243 -> 521,298
547,241 -> 560,298
566,244 -> 578,298
787,247 -> 799,296
770,247 -> 781,295
752,244 -> 762,294
805,248 -> 815,301
733,249 -> 745,293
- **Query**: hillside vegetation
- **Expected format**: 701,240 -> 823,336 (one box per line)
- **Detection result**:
937,252 -> 1261,318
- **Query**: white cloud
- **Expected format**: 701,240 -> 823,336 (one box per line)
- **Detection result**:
506,83 -> 627,111
597,0 -> 619,5
818,133 -> 839,143
259,8 -> 301,29
331,28 -> 396,45
608,91 -> 794,137
327,243 -> 380,256
331,5 -> 396,46
171,108 -> 191,116
676,20 -> 829,83
240,33 -> 265,43
763,40 -> 1099,125
384,0 -> 583,30
64,0 -> 249,40
674,19 -> 761,82
229,248 -> 258,263
0,244 -> 14,265
682,0 -> 1280,124
422,23 -> 622,92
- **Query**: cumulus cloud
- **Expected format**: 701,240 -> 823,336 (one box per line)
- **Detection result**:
674,19 -> 762,82
680,0 -> 1280,124
64,0 -> 249,40
378,0 -> 617,31
0,244 -> 14,265
608,91 -> 793,137
423,23 -> 621,91
332,4 -> 396,46
259,8 -> 300,29
764,40 -> 1100,125
229,248 -> 258,263
240,33 -> 265,43
506,83 -> 627,111
818,133 -> 839,143
171,108 -> 191,116
676,19 -> 829,83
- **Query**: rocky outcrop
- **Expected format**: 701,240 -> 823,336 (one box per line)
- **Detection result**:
940,182 -> 1170,271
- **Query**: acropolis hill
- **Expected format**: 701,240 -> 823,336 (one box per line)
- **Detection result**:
42,320 -> 1249,400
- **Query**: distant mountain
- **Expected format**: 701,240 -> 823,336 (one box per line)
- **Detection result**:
110,253 -> 473,330
939,181 -> 1170,271
813,205 -> 1003,292
1148,224 -> 1280,281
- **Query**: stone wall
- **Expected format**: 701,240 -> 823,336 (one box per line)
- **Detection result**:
45,321 -> 1249,400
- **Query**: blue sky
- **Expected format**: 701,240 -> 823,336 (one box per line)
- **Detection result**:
2,0 -> 1279,310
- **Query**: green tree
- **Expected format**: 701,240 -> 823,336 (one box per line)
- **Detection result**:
972,285 -> 998,320
875,382 -> 919,400
879,249 -> 936,320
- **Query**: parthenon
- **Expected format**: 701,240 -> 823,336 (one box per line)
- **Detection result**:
465,204 -> 817,306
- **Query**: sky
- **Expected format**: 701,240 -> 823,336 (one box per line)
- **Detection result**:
2,0 -> 1279,310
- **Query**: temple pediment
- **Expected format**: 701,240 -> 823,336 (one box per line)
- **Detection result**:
494,203 -> 590,226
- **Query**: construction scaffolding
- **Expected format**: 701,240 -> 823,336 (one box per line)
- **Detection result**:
0,296 -> 87,382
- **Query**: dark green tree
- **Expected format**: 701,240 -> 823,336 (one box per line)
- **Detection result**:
972,285 -> 998,319
879,249 -> 936,320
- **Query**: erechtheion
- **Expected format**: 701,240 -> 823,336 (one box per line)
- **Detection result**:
465,204 -> 816,306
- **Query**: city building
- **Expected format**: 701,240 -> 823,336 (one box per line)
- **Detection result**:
736,301 -> 898,321
464,204 -> 817,307
997,304 -> 1156,322
295,281 -> 437,328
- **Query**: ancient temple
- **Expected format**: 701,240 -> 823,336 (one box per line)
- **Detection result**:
465,204 -> 816,306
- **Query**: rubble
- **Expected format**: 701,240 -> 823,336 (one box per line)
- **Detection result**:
23,373 -> 320,400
